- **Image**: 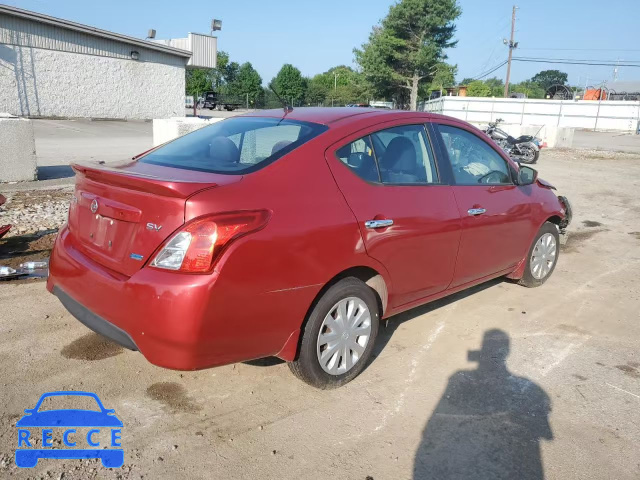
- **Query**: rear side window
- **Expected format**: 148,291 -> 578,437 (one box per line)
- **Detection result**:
141,117 -> 327,174
371,125 -> 438,184
336,136 -> 380,183
336,124 -> 438,185
437,125 -> 512,185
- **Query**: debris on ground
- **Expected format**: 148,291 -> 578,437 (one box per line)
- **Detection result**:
0,187 -> 72,237
0,194 -> 11,239
0,231 -> 56,274
0,257 -> 49,281
0,188 -> 69,276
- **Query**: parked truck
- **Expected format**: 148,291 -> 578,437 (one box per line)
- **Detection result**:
200,91 -> 242,111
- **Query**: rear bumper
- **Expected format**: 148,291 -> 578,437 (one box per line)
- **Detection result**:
47,227 -> 219,369
47,226 -> 310,370
53,287 -> 137,351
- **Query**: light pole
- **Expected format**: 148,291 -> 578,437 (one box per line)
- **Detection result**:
332,73 -> 340,107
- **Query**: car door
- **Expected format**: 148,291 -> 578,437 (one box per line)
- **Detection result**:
326,122 -> 461,308
431,121 -> 535,287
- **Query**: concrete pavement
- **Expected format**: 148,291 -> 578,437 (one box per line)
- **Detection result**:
32,119 -> 153,180
572,130 -> 640,154
1,147 -> 639,479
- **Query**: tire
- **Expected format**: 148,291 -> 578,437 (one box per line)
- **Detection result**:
518,222 -> 559,288
289,277 -> 380,389
518,145 -> 540,164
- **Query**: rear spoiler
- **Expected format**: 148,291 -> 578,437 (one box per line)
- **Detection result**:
71,163 -> 218,199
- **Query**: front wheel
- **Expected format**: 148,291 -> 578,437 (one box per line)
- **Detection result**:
518,222 -> 559,288
289,277 -> 380,389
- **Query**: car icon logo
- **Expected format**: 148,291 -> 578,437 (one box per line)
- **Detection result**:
90,199 -> 99,214
15,391 -> 123,468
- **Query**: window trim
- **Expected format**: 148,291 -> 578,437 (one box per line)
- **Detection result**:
433,122 -> 515,187
333,123 -> 443,187
367,134 -> 383,183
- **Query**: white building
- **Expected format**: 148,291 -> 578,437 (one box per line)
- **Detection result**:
0,5 -> 216,119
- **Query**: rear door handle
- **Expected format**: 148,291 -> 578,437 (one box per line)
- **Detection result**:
467,208 -> 487,216
365,219 -> 394,229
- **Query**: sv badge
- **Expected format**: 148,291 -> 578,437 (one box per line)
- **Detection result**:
146,223 -> 162,232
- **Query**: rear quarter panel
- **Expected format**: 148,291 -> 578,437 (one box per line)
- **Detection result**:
184,135 -> 390,363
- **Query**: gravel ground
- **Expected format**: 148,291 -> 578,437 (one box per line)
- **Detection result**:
0,147 -> 639,479
0,188 -> 72,237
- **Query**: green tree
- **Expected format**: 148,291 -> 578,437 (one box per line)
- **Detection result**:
425,62 -> 457,96
227,62 -> 263,105
466,80 -> 491,97
355,0 -> 461,110
221,61 -> 240,92
459,77 -> 474,85
305,65 -> 372,106
210,51 -> 229,90
511,80 -> 545,99
530,70 -> 568,92
185,69 -> 213,98
270,64 -> 307,104
306,75 -> 330,105
484,77 -> 504,97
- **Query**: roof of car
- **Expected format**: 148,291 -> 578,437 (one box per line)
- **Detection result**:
241,107 -> 433,125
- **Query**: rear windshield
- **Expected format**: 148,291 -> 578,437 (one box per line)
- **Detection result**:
140,117 -> 327,174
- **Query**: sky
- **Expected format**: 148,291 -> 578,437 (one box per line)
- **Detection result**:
5,0 -> 640,87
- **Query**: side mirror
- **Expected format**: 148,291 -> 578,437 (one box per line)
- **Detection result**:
518,166 -> 538,186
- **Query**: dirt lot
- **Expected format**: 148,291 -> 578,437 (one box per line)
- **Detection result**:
1,147 -> 639,479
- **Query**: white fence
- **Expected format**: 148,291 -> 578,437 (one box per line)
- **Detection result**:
420,96 -> 640,133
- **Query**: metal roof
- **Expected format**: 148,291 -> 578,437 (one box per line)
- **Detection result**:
604,81 -> 640,93
0,4 -> 192,58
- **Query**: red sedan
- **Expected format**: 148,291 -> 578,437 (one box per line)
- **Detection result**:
47,108 -> 571,388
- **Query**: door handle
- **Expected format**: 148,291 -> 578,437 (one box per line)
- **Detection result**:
365,219 -> 394,229
467,208 -> 487,216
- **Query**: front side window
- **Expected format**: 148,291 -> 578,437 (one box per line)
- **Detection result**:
141,117 -> 327,174
371,125 -> 438,184
437,125 -> 512,185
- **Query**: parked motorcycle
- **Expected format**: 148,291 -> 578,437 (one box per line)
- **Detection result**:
483,119 -> 542,164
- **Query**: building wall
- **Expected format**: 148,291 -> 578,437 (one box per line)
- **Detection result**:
0,45 -> 185,119
421,96 -> 640,132
0,13 -> 187,119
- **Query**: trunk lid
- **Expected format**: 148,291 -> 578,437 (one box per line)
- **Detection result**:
68,160 -> 242,276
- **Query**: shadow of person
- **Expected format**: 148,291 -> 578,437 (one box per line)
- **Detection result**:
413,329 -> 553,480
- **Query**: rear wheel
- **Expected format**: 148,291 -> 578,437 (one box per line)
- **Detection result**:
518,222 -> 559,287
519,145 -> 540,164
289,277 -> 380,389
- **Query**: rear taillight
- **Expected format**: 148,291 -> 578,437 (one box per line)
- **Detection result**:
150,210 -> 270,273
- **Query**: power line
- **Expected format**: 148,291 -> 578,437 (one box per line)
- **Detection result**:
476,17 -> 512,72
471,60 -> 507,80
513,57 -> 640,67
519,47 -> 640,52
473,60 -> 508,80
514,56 -> 640,64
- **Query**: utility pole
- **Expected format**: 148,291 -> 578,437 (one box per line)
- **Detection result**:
503,5 -> 518,98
